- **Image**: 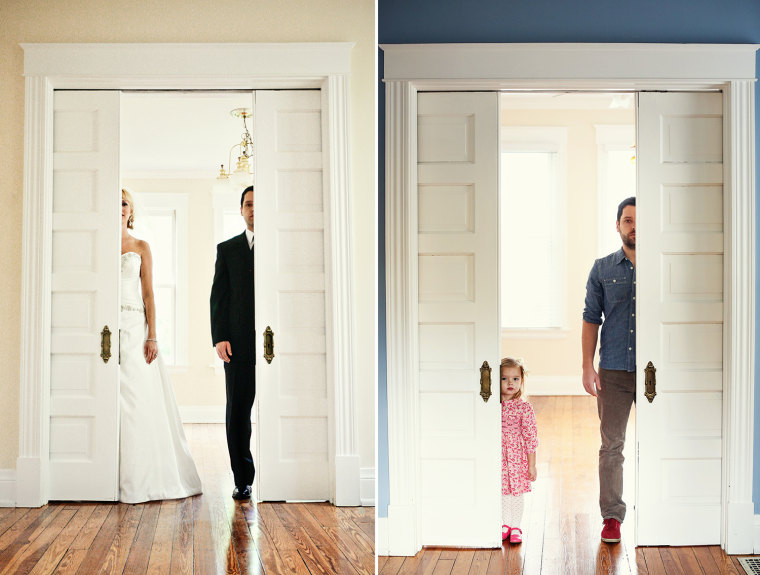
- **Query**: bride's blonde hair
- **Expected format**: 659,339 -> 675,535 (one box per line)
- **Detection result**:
122,188 -> 135,229
500,356 -> 528,400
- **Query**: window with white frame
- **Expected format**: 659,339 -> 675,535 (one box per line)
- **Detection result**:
128,192 -> 189,367
500,127 -> 567,331
595,125 -> 636,258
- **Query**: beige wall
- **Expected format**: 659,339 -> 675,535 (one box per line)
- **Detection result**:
500,107 -> 635,384
0,0 -> 375,471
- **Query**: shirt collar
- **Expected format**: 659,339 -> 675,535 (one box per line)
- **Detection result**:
245,228 -> 254,248
614,248 -> 628,264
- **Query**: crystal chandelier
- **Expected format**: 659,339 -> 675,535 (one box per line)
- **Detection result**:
217,108 -> 254,185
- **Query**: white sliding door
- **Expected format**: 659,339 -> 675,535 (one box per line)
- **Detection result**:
417,92 -> 501,546
49,91 -> 121,501
636,92 -> 724,545
255,90 -> 330,501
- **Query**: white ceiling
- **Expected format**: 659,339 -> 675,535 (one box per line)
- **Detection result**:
121,92 -> 254,179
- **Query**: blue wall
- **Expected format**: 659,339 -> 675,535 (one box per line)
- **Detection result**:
377,0 -> 760,518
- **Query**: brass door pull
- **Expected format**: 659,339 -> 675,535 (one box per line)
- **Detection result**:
101,325 -> 112,363
479,361 -> 492,402
644,361 -> 657,403
263,326 -> 274,364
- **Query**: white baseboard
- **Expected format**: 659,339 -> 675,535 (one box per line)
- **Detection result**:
360,467 -> 375,506
528,376 -> 586,396
377,516 -> 389,555
753,514 -> 760,553
334,455 -> 361,506
178,405 -> 226,423
0,469 -> 16,507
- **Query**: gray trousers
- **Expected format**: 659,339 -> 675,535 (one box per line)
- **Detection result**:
597,368 -> 635,523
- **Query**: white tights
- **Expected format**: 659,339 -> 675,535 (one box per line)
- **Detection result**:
501,494 -> 524,528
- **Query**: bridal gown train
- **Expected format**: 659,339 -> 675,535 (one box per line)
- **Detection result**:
119,251 -> 202,504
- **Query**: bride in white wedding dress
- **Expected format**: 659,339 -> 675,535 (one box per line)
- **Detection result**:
119,188 -> 202,504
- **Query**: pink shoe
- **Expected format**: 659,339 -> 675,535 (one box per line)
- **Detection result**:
502,525 -> 510,540
509,528 -> 522,543
601,518 -> 621,543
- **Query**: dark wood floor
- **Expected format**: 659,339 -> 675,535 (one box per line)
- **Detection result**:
0,424 -> 374,575
378,396 -> 751,575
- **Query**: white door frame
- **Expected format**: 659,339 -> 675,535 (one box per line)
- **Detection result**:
18,43 -> 360,507
382,43 -> 757,555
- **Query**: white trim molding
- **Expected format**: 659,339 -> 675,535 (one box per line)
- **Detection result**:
0,470 -> 16,507
376,517 -> 389,556
753,515 -> 760,554
382,42 -> 758,556
19,42 -> 359,507
360,467 -> 375,506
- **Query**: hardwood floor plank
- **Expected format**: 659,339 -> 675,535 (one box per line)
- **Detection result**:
146,499 -> 180,574
70,506 -> 111,551
380,555 -> 405,575
27,505 -> 96,575
707,546 -> 742,575
304,502 -> 374,575
169,498 -> 194,575
671,547 -> 703,575
272,502 -> 359,575
690,546 -> 719,574
467,549 -> 491,575
0,506 -> 53,552
641,548 -> 667,575
238,500 -> 290,575
431,558 -> 455,575
0,508 -> 76,575
0,508 -> 30,540
52,549 -> 89,575
95,504 -> 142,575
257,504 -> 310,575
228,498 -> 263,575
634,547 -> 649,575
191,492 -> 216,575
122,501 -> 161,575
658,548 -> 685,575
450,549 -> 475,575
485,548 -> 506,575
74,504 -> 130,575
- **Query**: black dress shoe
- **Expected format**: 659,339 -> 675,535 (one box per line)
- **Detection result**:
232,485 -> 252,500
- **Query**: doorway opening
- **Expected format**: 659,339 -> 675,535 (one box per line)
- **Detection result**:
498,91 -> 637,543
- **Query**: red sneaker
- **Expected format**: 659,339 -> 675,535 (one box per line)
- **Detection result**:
509,528 -> 522,544
601,518 -> 621,543
502,525 -> 510,540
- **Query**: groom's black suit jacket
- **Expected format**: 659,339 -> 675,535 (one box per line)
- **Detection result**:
210,231 -> 256,364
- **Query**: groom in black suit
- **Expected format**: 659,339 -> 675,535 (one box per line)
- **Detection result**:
210,185 -> 256,500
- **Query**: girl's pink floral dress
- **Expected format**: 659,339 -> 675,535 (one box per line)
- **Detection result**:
502,398 -> 539,496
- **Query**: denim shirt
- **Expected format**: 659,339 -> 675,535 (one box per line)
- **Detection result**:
582,248 -> 636,372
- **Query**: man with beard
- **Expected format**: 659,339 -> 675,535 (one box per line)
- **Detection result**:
581,196 -> 636,544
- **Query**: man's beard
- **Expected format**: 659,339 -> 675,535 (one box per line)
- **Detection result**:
621,233 -> 635,250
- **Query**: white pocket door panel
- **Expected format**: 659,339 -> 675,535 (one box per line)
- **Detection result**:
417,92 -> 501,547
49,91 -> 121,501
637,92 -> 724,545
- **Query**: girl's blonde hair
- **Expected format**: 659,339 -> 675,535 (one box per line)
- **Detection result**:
122,188 -> 135,229
500,356 -> 528,400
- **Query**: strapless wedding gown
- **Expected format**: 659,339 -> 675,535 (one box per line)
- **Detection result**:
119,251 -> 202,504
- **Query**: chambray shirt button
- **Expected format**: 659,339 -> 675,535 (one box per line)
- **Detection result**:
632,313 -> 635,317
629,347 -> 632,350
630,330 -> 633,333
613,279 -> 616,283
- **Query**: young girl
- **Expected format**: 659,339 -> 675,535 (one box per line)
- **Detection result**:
501,357 -> 538,544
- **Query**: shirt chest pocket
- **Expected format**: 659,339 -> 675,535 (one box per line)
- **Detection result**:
602,276 -> 629,303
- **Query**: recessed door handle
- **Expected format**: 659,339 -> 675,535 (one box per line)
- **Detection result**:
101,325 -> 111,363
263,326 -> 274,364
644,361 -> 657,403
479,360 -> 492,403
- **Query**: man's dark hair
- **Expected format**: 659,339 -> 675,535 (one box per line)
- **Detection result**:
617,196 -> 636,222
240,185 -> 254,207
